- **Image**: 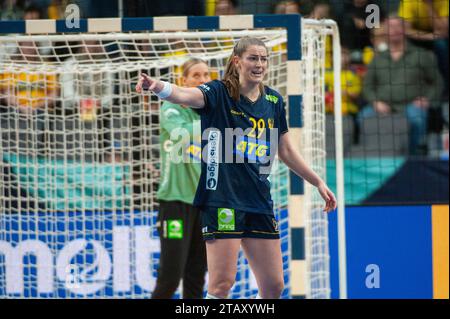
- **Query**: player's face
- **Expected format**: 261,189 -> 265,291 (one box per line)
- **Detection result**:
183,63 -> 211,87
235,45 -> 268,85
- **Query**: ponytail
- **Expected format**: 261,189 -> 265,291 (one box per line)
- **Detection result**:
222,55 -> 241,101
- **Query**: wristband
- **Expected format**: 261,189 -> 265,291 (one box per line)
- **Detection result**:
155,81 -> 173,99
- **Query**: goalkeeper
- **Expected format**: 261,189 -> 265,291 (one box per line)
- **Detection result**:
152,58 -> 210,299
136,37 -> 336,299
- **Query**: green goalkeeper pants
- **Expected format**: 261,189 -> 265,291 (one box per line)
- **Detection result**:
152,200 -> 207,299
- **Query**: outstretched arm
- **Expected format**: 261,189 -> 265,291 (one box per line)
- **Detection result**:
278,132 -> 337,212
135,73 -> 205,109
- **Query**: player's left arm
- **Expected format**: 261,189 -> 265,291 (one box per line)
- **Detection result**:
278,131 -> 337,212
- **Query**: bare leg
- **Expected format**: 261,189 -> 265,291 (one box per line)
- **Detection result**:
205,238 -> 241,298
241,238 -> 284,299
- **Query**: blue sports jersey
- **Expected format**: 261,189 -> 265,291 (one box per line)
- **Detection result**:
193,80 -> 288,214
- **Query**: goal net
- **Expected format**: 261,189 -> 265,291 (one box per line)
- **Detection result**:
0,17 -> 333,299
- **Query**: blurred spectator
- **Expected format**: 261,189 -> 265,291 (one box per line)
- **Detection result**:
298,0 -> 316,16
88,0 -> 119,18
307,0 -> 334,69
215,0 -> 239,15
370,18 -> 388,50
23,3 -> 43,19
326,45 -> 365,144
308,0 -> 332,19
59,0 -> 118,18
1,0 -> 26,20
360,16 -> 443,156
0,37 -> 57,161
362,20 -> 388,65
61,40 -> 113,121
398,0 -> 448,42
47,0 -> 68,19
338,0 -> 386,63
273,0 -> 301,14
325,46 -> 363,115
124,0 -> 204,17
1,40 -> 58,114
398,0 -> 449,99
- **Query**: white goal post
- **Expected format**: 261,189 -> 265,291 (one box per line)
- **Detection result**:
0,14 -> 346,299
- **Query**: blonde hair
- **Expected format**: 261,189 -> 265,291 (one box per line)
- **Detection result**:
182,58 -> 208,78
222,37 -> 268,101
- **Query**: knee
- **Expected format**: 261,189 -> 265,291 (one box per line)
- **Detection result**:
260,279 -> 284,299
208,276 -> 235,298
269,280 -> 285,298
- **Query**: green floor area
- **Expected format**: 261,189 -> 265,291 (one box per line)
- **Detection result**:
326,157 -> 406,205
3,152 -> 131,210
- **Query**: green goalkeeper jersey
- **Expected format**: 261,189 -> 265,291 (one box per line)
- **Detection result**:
156,101 -> 201,204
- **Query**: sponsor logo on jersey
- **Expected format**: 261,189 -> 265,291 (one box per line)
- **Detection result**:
230,108 -> 246,117
207,178 -> 217,189
206,130 -> 220,190
167,220 -> 183,239
199,84 -> 210,91
218,208 -> 235,231
235,136 -> 270,162
265,94 -> 279,104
